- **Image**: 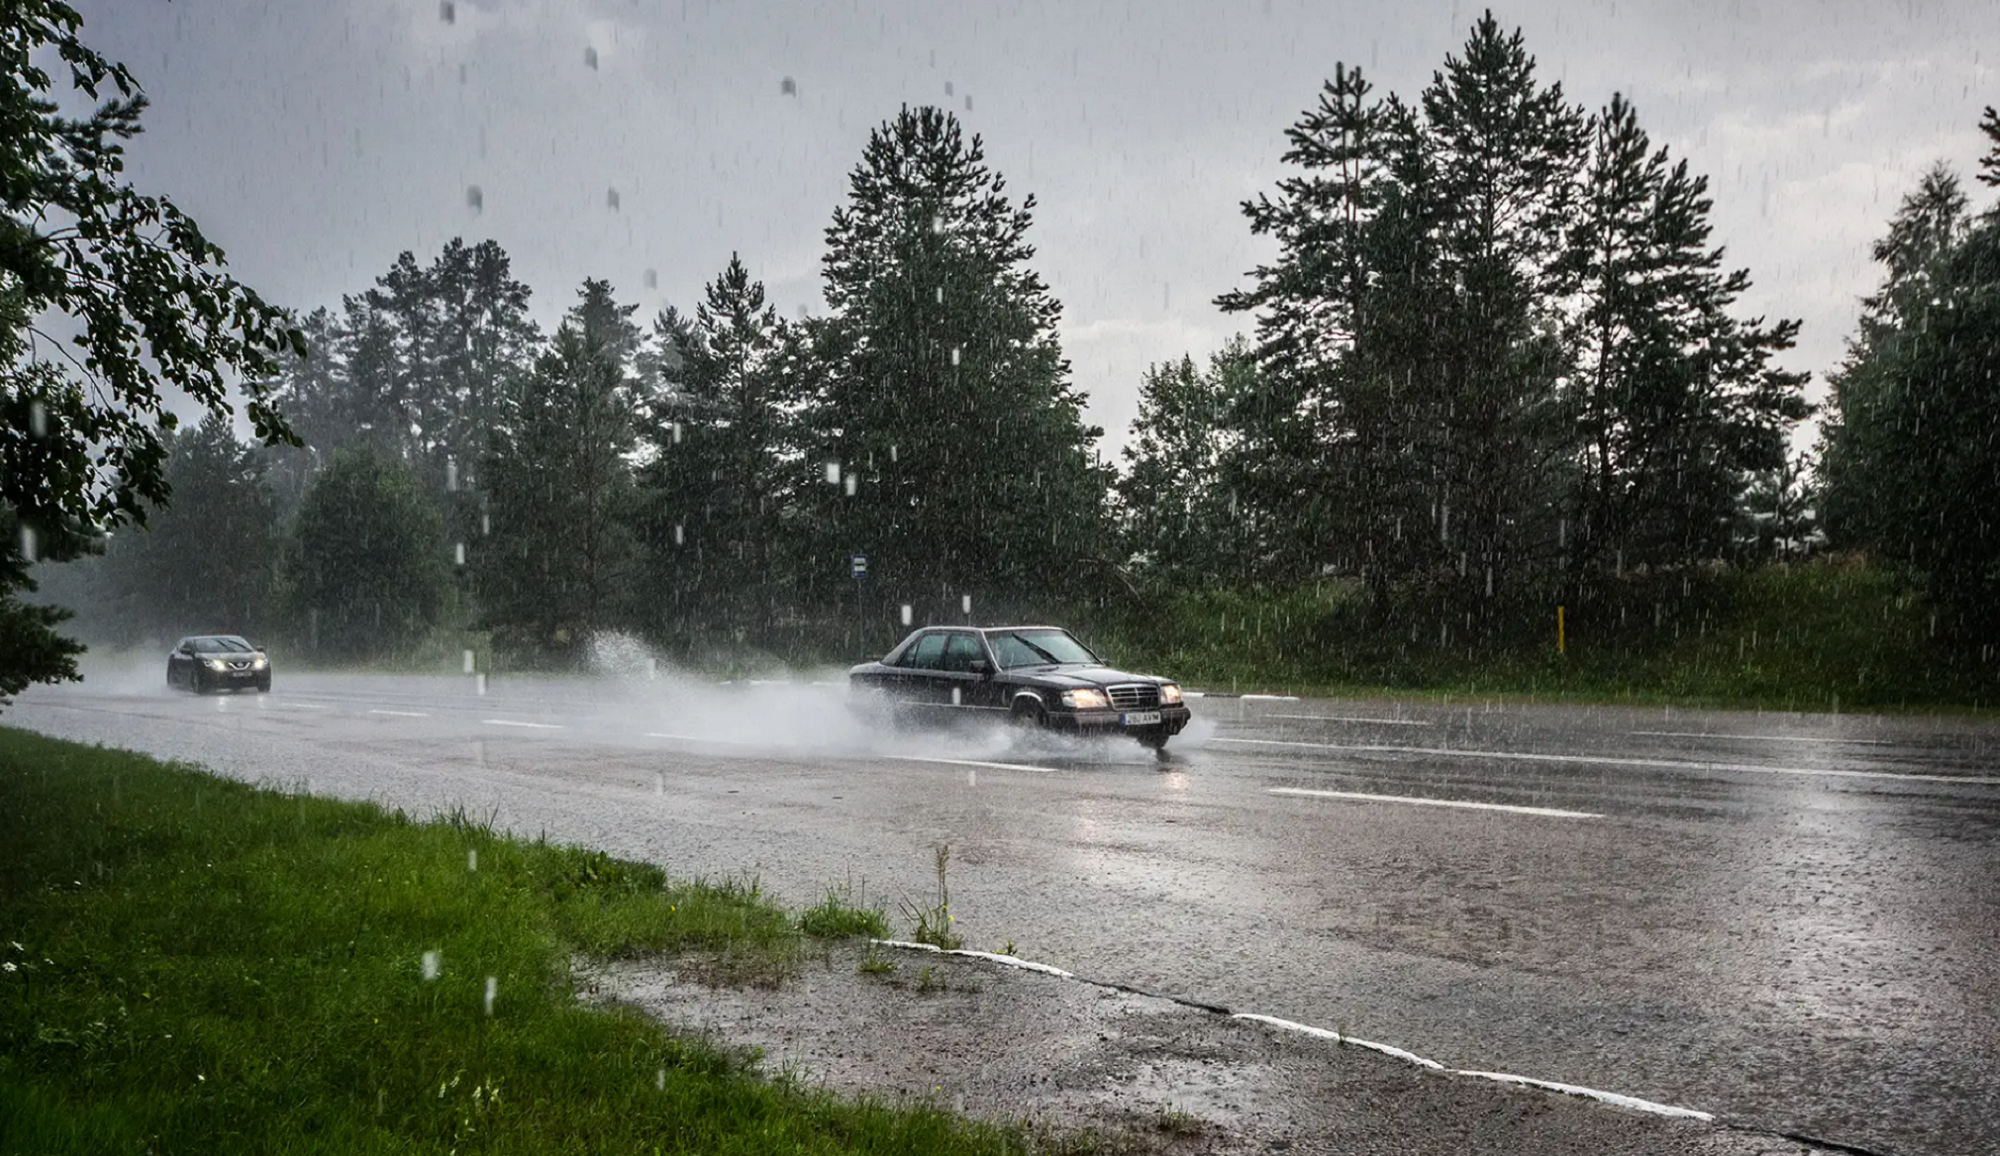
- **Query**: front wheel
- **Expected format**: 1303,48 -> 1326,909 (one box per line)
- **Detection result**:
1136,732 -> 1169,752
1010,698 -> 1049,730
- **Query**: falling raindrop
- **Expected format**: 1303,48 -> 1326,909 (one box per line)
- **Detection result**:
484,976 -> 497,1015
584,46 -> 598,70
463,649 -> 476,674
951,346 -> 961,366
27,401 -> 46,438
17,524 -> 35,563
454,542 -> 466,566
422,950 -> 440,980
961,594 -> 972,615
673,524 -> 684,545
945,80 -> 954,96
965,94 -> 973,112
480,513 -> 490,536
476,672 -> 488,696
446,458 -> 459,491
467,849 -> 478,872
825,461 -> 841,484
780,76 -> 797,96
844,474 -> 857,497
438,0 -> 454,23
465,185 -> 483,212
606,187 -> 620,210
901,604 -> 913,626
655,1067 -> 666,1090
889,444 -> 898,463
930,215 -> 943,234
643,268 -> 658,289
671,422 -> 683,444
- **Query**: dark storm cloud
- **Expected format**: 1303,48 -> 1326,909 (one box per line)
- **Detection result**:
70,0 -> 1996,452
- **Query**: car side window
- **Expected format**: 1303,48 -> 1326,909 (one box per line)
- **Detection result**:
901,633 -> 946,670
941,633 -> 983,673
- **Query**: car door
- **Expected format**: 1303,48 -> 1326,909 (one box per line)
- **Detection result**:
168,638 -> 192,685
936,631 -> 997,715
893,630 -> 949,707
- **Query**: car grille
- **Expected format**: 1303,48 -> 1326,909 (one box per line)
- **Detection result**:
228,660 -> 252,671
1107,684 -> 1160,710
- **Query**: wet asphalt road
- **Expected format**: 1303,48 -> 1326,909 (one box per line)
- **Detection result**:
8,668 -> 1999,1156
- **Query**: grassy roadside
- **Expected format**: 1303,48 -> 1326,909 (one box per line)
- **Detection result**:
1080,558 -> 2000,716
0,729 -> 1037,1155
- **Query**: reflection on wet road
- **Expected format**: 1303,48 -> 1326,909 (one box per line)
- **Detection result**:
9,673 -> 1998,1156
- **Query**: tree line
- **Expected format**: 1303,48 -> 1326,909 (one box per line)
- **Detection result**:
15,9 -> 2000,687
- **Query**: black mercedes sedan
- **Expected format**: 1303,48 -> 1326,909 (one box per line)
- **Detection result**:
848,625 -> 1191,750
166,634 -> 272,694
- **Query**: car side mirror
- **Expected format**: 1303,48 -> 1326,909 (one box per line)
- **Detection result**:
970,660 -> 993,677
178,644 -> 194,655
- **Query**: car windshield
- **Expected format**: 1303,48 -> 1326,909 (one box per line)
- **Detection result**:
193,637 -> 253,654
987,629 -> 1099,669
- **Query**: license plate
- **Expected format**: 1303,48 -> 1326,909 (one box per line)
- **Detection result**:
1122,711 -> 1162,726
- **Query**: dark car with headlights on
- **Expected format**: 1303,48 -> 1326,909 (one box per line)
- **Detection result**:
166,635 -> 272,694
848,625 -> 1191,751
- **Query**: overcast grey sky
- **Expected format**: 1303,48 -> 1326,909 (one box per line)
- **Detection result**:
73,0 -> 1996,458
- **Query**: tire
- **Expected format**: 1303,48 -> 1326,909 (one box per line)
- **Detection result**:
257,679 -> 271,693
1137,732 -> 1169,751
1010,697 -> 1049,730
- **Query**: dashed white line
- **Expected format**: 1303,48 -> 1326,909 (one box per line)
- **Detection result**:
1216,737 -> 2000,787
368,709 -> 430,718
1630,730 -> 1893,746
1268,714 -> 1434,726
275,701 -> 328,710
644,731 -> 754,745
1269,787 -> 1602,819
481,719 -> 565,730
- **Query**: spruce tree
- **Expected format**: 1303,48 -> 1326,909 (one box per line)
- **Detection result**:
807,106 -> 1106,623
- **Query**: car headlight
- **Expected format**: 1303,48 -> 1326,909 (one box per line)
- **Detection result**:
204,659 -> 228,671
1062,689 -> 1109,710
252,657 -> 267,669
1160,684 -> 1183,705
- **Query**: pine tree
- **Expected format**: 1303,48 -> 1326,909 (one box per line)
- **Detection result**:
1563,93 -> 1809,582
1819,140 -> 2000,649
1417,11 -> 1586,614
477,280 -> 639,663
808,106 -> 1106,623
634,255 -> 797,645
1118,342 -> 1259,588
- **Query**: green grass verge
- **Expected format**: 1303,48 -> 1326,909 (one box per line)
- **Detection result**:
1077,557 -> 2000,714
0,729 -> 1049,1155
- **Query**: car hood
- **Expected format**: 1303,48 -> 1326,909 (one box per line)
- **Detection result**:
1006,665 -> 1164,689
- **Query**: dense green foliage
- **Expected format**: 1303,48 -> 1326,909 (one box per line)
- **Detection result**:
1820,118 -> 2000,657
0,728 -> 1043,1155
1,1 -> 301,700
287,450 -> 450,661
1201,15 -> 1807,628
14,7 -> 1998,709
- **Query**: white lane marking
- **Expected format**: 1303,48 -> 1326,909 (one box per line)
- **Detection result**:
1241,694 -> 1301,702
873,939 -> 1074,977
1631,729 -> 1893,746
276,701 -> 328,710
369,709 -> 430,718
1233,1014 -> 1447,1071
481,719 -> 565,730
886,755 -> 1056,775
1269,714 -> 1434,726
1270,787 -> 1602,819
1216,737 -> 2000,787
645,731 -> 754,745
1455,1070 -> 1714,1122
